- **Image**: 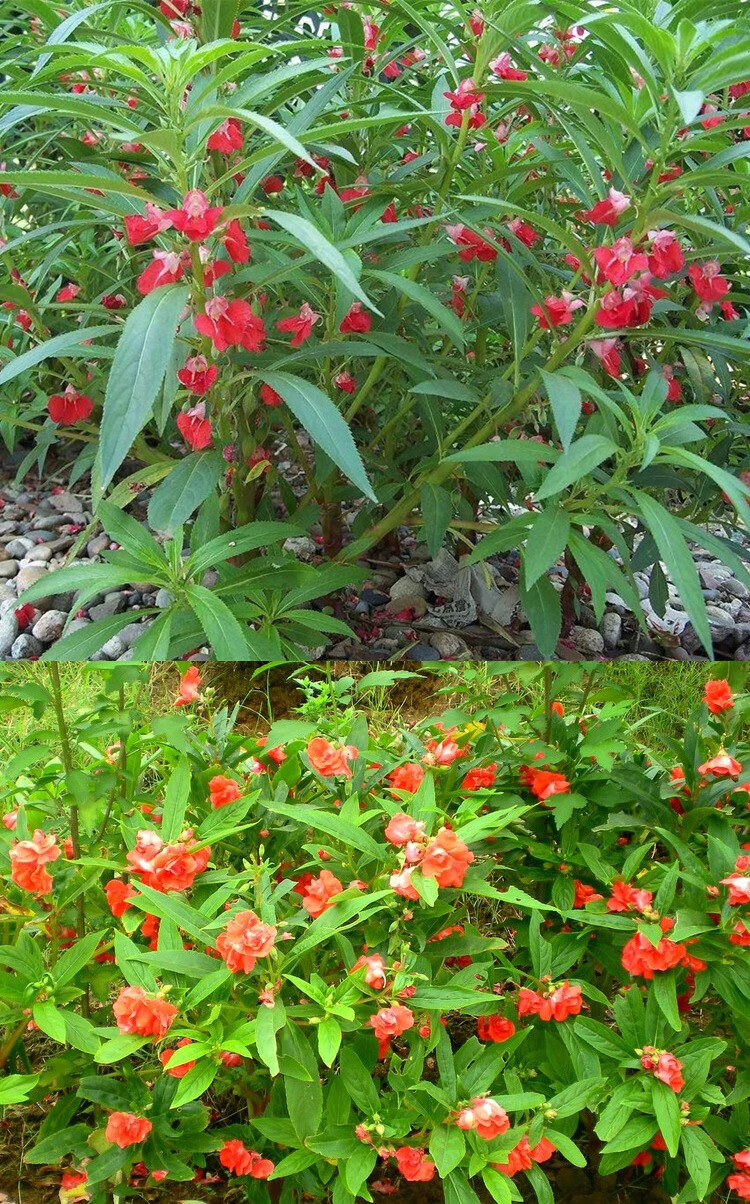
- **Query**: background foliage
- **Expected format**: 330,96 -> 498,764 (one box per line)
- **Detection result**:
1,0 -> 750,656
0,661 -> 749,1202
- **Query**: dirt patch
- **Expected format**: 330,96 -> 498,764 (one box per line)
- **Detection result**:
201,663 -> 444,727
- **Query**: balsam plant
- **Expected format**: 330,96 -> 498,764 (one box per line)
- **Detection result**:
0,661 -> 750,1202
1,1 -> 750,656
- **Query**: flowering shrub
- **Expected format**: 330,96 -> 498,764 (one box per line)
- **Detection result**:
1,662 -> 750,1202
1,2 -> 750,656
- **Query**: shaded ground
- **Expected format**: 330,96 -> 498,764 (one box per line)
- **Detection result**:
1,454 -> 748,663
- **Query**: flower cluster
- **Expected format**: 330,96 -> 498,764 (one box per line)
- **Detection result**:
1,664 -> 749,1201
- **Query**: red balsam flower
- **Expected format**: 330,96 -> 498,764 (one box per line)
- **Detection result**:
113,985 -> 178,1038
219,1139 -> 274,1178
216,909 -> 277,973
48,386 -> 94,426
105,1113 -> 152,1148
10,830 -> 60,895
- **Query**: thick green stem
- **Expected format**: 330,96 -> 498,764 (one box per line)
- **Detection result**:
342,307 -> 597,561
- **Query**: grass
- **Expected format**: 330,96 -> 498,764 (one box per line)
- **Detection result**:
0,660 -> 746,759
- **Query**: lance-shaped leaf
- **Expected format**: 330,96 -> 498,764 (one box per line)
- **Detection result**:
257,371 -> 376,501
99,285 -> 189,489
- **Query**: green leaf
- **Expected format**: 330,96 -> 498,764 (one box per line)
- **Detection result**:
524,508 -> 570,589
184,583 -> 254,659
317,1017 -> 342,1068
100,285 -> 190,489
258,371 -> 375,500
0,169 -> 151,200
631,491 -> 712,655
253,1011 -> 281,1077
188,520 -> 304,575
541,369 -> 582,453
652,972 -> 681,1033
429,1126 -> 466,1178
94,1034 -> 149,1065
148,453 -> 223,534
170,1059 -> 219,1108
200,0 -> 239,40
126,881 -> 210,946
648,208 -> 750,257
25,1124 -> 91,1165
95,501 -> 166,569
161,757 -> 191,842
54,929 -> 107,988
535,436 -> 617,501
681,1126 -> 714,1200
444,1169 -> 482,1204
0,1075 -> 39,1106
265,800 -> 381,857
369,269 -> 464,348
0,325 -> 115,388
447,441 -> 557,465
18,563 -> 132,608
651,1080 -> 681,1158
32,1001 -> 67,1043
421,484 -> 453,557
520,575 -> 561,658
283,1026 -> 322,1142
339,1048 -> 380,1114
481,1168 -> 513,1204
671,88 -> 705,125
263,210 -> 379,313
41,612 -> 149,662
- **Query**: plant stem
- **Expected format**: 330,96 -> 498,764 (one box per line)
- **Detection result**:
48,666 -> 89,1015
543,666 -> 553,743
0,1017 -> 29,1072
341,306 -> 598,561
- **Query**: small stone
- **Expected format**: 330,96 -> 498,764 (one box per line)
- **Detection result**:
99,636 -> 126,659
15,565 -> 48,593
5,537 -> 33,558
723,578 -> 750,600
518,643 -> 545,660
117,620 -> 152,650
0,612 -> 19,657
705,605 -> 735,639
155,588 -> 173,609
404,642 -> 441,661
10,634 -> 43,659
283,536 -> 317,560
390,576 -> 426,602
601,612 -> 622,651
0,561 -> 18,578
23,545 -> 52,563
48,491 -> 84,514
681,624 -> 705,655
430,632 -> 470,658
572,626 -> 604,657
31,610 -> 68,643
30,514 -> 66,531
87,533 -> 110,558
361,588 -> 390,608
89,594 -> 126,622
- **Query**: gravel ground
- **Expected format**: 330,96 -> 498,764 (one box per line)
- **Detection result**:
0,477 -> 748,662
